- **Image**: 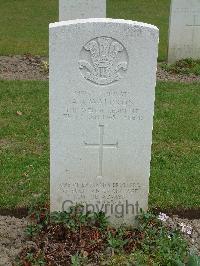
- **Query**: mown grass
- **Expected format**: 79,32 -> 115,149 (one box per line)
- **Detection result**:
108,0 -> 171,61
0,0 -> 170,60
150,81 -> 200,209
0,81 -> 49,208
0,0 -> 58,56
0,80 -> 199,209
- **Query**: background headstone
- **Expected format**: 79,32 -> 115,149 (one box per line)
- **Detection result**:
59,0 -> 106,21
168,0 -> 200,63
49,18 -> 159,225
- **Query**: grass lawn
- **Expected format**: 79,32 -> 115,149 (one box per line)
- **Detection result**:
108,0 -> 170,61
0,0 -> 170,60
0,0 -> 58,56
0,80 -> 199,210
151,82 -> 200,209
0,81 -> 49,208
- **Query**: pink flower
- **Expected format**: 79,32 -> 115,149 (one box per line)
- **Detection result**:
179,223 -> 192,235
158,212 -> 169,222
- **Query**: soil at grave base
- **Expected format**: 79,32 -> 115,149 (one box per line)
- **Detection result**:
0,216 -> 28,266
0,214 -> 199,265
0,207 -> 28,219
0,209 -> 200,266
0,55 -> 48,81
1,55 -> 200,83
152,207 -> 200,220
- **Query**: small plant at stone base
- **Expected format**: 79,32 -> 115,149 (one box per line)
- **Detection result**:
16,251 -> 46,266
187,253 -> 200,266
28,195 -> 50,228
105,252 -> 151,266
26,206 -> 50,238
107,228 -> 128,255
104,211 -> 191,265
40,60 -> 49,73
18,207 -> 198,265
93,211 -> 109,230
26,253 -> 46,266
25,223 -> 43,238
136,211 -> 189,265
161,58 -> 200,76
71,253 -> 88,266
71,253 -> 80,266
51,205 -> 109,232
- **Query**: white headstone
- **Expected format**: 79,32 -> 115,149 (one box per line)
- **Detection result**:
49,18 -> 159,225
59,0 -> 106,21
168,0 -> 200,63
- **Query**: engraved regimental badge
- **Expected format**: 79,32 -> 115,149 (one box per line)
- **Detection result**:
79,36 -> 128,85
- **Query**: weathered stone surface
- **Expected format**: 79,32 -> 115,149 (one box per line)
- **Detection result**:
59,0 -> 106,21
168,0 -> 200,63
49,18 -> 159,225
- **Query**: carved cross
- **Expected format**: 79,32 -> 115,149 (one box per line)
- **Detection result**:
84,125 -> 118,177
